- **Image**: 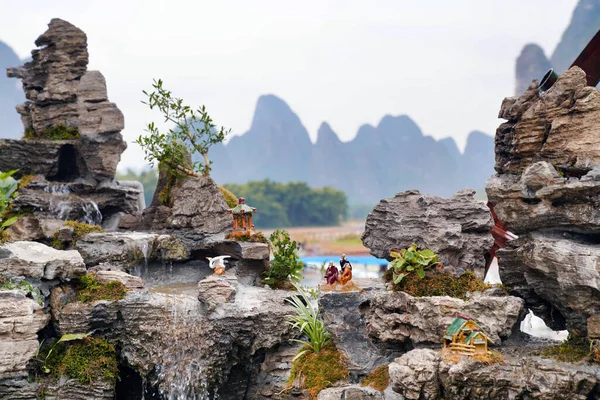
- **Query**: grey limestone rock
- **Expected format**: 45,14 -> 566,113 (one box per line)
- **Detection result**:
0,241 -> 85,280
361,189 -> 493,276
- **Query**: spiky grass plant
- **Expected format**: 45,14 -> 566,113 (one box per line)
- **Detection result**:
286,284 -> 331,360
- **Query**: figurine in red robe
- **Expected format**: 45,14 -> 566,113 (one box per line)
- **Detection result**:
324,262 -> 339,285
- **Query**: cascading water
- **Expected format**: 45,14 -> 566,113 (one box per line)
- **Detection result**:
81,201 -> 102,225
45,183 -> 103,225
154,295 -> 211,400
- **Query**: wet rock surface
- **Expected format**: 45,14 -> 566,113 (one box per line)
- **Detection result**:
361,189 -> 493,276
95,270 -> 144,289
389,348 -> 600,400
50,285 -> 296,397
488,66 -> 600,336
0,241 -> 85,280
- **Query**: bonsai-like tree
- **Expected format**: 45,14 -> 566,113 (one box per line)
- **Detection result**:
136,79 -> 230,177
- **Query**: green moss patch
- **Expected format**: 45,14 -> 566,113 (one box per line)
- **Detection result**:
41,336 -> 118,385
360,365 -> 389,392
24,125 -> 80,140
219,186 -> 238,208
385,269 -> 491,300
288,344 -> 348,399
52,221 -> 104,249
225,231 -> 269,243
75,273 -> 127,303
540,334 -> 590,363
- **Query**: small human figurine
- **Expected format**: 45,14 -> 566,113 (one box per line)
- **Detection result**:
340,253 -> 352,272
207,255 -> 231,276
339,262 -> 353,286
324,262 -> 339,286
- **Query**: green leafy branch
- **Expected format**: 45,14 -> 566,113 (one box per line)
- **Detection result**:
135,79 -> 230,178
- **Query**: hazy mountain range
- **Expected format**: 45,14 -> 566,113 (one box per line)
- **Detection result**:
207,95 -> 492,205
515,0 -> 600,95
1,0 -> 594,207
0,42 -> 23,139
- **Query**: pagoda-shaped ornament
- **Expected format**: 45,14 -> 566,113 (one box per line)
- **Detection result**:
227,197 -> 257,231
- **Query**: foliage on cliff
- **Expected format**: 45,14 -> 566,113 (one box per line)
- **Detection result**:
136,79 -> 229,178
263,229 -> 303,288
224,180 -> 347,228
0,170 -> 20,241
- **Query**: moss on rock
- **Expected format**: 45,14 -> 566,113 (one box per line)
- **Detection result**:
540,334 -> 590,363
219,186 -> 238,208
75,273 -> 127,303
288,343 -> 348,399
42,336 -> 118,385
385,269 -> 491,300
360,364 -> 389,392
24,125 -> 80,140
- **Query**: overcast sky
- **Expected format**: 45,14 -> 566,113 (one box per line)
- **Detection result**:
0,0 -> 578,171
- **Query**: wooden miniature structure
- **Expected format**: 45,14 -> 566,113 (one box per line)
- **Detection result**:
227,197 -> 257,231
442,314 -> 493,355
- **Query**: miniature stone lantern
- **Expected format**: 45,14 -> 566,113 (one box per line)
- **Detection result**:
227,197 -> 257,231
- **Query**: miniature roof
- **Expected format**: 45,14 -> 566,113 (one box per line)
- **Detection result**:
463,331 -> 489,345
443,316 -> 494,343
228,197 -> 257,215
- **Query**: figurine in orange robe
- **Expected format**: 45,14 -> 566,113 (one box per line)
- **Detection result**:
339,262 -> 352,285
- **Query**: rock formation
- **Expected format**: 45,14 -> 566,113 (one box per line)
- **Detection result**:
318,280 -> 524,375
361,189 -> 493,276
1,18 -> 139,231
487,66 -> 600,335
389,348 -> 600,399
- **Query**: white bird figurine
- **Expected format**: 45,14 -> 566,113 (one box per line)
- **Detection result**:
207,255 -> 231,276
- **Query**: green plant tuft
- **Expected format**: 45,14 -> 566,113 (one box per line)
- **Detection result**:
24,125 -> 80,140
389,244 -> 439,284
75,273 -> 127,303
361,365 -> 390,392
0,276 -> 44,305
263,229 -> 303,288
286,284 -> 331,358
287,343 -> 348,399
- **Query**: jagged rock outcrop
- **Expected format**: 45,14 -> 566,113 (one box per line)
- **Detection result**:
498,232 -> 600,334
50,286 -> 296,397
389,348 -> 600,399
488,66 -> 600,335
0,291 -> 49,379
318,280 -> 524,375
361,189 -> 493,276
495,67 -> 600,175
134,175 -> 231,240
0,241 -> 85,280
1,19 -> 139,231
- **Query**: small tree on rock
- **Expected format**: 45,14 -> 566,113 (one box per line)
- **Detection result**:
136,79 -> 230,178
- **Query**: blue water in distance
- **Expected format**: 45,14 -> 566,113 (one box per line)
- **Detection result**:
300,255 -> 388,266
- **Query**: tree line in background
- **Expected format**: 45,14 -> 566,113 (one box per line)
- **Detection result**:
224,180 -> 347,228
115,169 -> 351,227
